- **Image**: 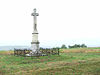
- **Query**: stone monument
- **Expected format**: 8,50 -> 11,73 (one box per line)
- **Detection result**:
28,8 -> 41,56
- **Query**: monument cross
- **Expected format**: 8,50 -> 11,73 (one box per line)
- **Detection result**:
30,8 -> 41,56
25,8 -> 41,56
31,8 -> 39,31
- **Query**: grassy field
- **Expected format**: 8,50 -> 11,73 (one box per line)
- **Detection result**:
0,48 -> 100,75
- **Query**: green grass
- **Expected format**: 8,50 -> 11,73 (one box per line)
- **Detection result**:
0,48 -> 100,75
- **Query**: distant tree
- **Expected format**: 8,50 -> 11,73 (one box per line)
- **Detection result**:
55,47 -> 60,49
68,45 -> 73,48
61,44 -> 67,49
69,44 -> 87,48
68,45 -> 71,48
40,47 -> 44,50
74,44 -> 81,48
68,44 -> 79,48
80,44 -> 87,48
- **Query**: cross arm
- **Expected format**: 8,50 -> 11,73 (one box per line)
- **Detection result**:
31,13 -> 39,16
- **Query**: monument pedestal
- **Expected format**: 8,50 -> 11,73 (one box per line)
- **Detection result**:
30,41 -> 41,56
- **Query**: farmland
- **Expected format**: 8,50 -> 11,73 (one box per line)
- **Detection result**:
0,48 -> 100,75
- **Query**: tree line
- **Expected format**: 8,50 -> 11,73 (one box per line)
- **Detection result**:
40,44 -> 87,49
61,44 -> 87,49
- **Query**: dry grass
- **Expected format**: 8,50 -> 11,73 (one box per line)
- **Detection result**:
61,48 -> 100,53
0,50 -> 14,55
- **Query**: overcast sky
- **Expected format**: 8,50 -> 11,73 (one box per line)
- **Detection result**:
0,0 -> 100,47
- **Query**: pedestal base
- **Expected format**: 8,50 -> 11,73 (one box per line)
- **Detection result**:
30,51 -> 42,56
31,43 -> 39,52
26,51 -> 42,56
26,42 -> 41,56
